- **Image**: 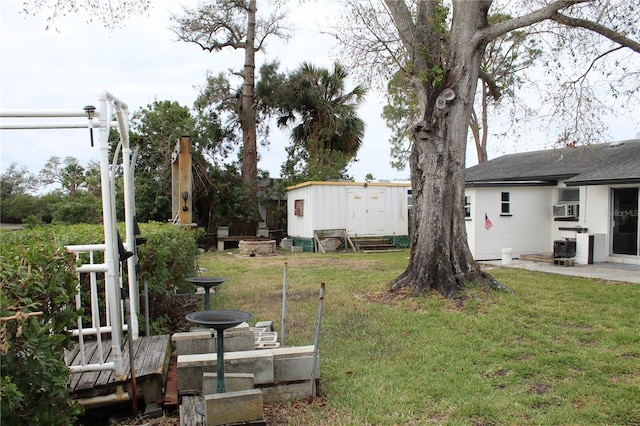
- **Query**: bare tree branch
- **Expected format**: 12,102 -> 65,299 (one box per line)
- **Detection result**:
551,11 -> 640,53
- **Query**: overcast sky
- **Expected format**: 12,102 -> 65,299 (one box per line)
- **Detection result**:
1,0 -> 638,184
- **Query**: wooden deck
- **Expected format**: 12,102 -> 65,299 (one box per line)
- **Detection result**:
66,334 -> 172,405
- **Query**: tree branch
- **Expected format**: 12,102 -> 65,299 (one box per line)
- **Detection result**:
383,0 -> 415,53
551,12 -> 640,54
478,70 -> 501,100
475,0 -> 589,45
571,45 -> 624,84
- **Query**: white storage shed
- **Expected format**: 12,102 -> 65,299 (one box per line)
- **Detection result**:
287,181 -> 411,240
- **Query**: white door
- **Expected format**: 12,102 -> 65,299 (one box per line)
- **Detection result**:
347,187 -> 386,235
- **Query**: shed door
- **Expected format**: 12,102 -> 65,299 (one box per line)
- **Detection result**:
347,188 -> 386,235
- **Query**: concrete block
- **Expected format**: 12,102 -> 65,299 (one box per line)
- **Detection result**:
172,324 -> 254,356
272,345 -> 319,383
203,372 -> 255,395
178,350 -> 275,392
204,389 -> 263,426
178,353 -> 217,393
291,246 -> 303,252
254,330 -> 279,349
217,226 -> 229,238
172,330 -> 213,356
215,325 -> 255,352
260,381 -> 314,403
225,350 -> 274,385
280,238 -> 293,250
254,321 -> 273,331
254,331 -> 278,349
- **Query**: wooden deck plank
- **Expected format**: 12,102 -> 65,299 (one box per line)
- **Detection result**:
138,335 -> 171,376
74,341 -> 111,391
64,344 -> 81,366
94,340 -> 124,387
66,335 -> 171,404
94,334 -> 144,386
69,340 -> 101,391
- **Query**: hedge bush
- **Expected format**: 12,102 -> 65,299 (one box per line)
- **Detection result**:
0,222 -> 199,424
0,227 -> 83,425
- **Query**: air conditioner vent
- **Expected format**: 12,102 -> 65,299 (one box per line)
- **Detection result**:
553,204 -> 578,218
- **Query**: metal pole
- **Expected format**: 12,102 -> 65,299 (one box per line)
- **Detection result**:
123,289 -> 138,415
144,280 -> 150,337
310,282 -> 325,397
216,330 -> 225,393
281,262 -> 288,346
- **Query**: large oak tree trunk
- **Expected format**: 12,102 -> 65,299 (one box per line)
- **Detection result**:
391,2 -> 499,297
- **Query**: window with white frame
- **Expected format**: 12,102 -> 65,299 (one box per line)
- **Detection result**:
464,196 -> 471,218
501,192 -> 511,215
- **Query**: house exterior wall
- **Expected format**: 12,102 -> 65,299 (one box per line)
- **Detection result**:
551,184 -> 609,243
554,183 -> 639,264
467,183 -> 639,264
465,186 -> 554,260
287,182 -> 409,239
465,190 -> 477,256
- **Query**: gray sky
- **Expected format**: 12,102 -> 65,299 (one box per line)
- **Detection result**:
0,0 -> 410,182
1,0 -> 638,183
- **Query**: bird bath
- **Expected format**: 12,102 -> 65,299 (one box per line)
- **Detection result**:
186,276 -> 228,310
185,310 -> 253,394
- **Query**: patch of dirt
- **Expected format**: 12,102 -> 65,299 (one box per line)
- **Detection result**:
365,286 -> 415,304
528,383 -> 553,395
263,397 -> 337,425
363,287 -> 431,313
94,398 -> 334,426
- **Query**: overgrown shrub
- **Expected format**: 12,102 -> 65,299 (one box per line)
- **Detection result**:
136,222 -> 201,334
0,227 -> 83,425
0,222 -> 200,422
52,193 -> 102,224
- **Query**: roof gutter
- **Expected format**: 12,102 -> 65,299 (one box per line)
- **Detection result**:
565,178 -> 640,187
465,180 -> 556,188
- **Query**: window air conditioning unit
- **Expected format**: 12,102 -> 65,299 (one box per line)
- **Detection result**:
552,204 -> 578,218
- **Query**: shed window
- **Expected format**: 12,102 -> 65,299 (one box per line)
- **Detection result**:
294,199 -> 304,216
501,192 -> 511,215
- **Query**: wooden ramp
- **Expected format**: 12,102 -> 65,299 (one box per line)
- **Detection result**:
66,334 -> 172,405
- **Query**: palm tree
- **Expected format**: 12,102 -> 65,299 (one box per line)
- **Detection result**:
277,62 -> 367,180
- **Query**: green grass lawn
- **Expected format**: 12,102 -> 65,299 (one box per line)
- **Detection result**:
195,249 -> 639,425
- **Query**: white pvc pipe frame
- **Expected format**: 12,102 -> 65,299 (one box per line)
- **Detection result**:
1,91 -> 140,377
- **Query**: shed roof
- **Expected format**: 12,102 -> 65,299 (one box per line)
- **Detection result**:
465,139 -> 640,187
287,180 -> 411,191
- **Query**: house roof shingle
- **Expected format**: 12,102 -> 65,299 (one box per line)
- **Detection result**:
465,139 -> 640,187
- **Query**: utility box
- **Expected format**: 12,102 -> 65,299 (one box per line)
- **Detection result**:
553,239 -> 576,258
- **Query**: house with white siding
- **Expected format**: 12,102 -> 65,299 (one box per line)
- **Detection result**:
464,139 -> 640,265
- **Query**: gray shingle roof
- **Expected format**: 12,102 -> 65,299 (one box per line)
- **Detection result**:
465,139 -> 640,187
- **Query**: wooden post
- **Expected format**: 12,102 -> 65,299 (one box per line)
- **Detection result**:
171,136 -> 193,225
